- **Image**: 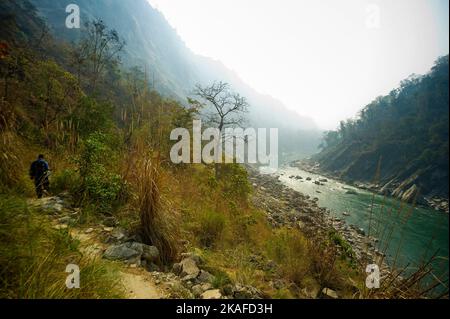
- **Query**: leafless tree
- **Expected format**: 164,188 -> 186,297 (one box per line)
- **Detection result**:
193,81 -> 248,132
193,81 -> 248,177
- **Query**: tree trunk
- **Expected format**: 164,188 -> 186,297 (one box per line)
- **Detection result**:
215,119 -> 224,179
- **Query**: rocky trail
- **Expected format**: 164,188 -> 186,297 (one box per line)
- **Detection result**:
29,196 -> 165,299
70,229 -> 165,299
27,195 -> 261,299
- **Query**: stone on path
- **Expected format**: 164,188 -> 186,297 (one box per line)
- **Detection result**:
201,289 -> 222,299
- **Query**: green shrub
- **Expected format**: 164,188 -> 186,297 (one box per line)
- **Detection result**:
266,229 -> 310,285
211,270 -> 233,289
77,132 -> 126,212
220,164 -> 252,201
273,288 -> 294,299
52,168 -> 82,195
197,211 -> 226,248
84,166 -> 122,211
71,97 -> 114,138
328,230 -> 356,266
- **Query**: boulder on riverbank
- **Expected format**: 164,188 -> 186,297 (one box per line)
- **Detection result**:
401,184 -> 419,203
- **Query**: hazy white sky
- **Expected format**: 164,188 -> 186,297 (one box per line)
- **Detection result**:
147,0 -> 449,129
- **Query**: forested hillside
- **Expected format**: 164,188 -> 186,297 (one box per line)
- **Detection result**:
28,0 -> 322,160
314,56 -> 449,204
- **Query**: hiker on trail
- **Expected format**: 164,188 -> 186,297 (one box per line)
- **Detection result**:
29,154 -> 50,198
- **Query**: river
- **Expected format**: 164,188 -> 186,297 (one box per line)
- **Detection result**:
271,166 -> 449,281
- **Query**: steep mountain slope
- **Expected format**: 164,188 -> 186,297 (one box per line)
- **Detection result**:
29,0 -> 321,159
1,0 -> 447,299
313,56 -> 449,204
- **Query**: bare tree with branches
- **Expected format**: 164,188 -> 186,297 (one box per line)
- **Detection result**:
193,81 -> 248,177
193,81 -> 248,132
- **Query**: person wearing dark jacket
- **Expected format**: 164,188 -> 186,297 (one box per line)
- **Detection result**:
29,154 -> 50,198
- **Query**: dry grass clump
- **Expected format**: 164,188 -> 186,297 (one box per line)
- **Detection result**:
0,130 -> 25,189
0,195 -> 124,298
122,137 -> 180,265
358,185 -> 449,299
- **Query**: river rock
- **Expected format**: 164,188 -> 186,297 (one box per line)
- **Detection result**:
37,196 -> 65,213
142,245 -> 159,262
179,257 -> 200,278
144,262 -> 160,272
392,174 -> 418,198
110,228 -> 127,242
401,184 -> 418,203
302,287 -> 319,298
58,216 -> 74,224
53,224 -> 68,230
197,270 -> 215,283
192,284 -> 204,297
201,289 -> 222,299
379,179 -> 396,195
180,252 -> 204,265
233,284 -> 263,299
172,262 -> 182,275
103,216 -> 117,227
321,288 -> 338,299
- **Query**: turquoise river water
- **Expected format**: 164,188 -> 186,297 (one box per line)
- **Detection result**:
271,166 -> 449,282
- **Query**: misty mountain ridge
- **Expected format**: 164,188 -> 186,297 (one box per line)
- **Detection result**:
29,0 -> 321,159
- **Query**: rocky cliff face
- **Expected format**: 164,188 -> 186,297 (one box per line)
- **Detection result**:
315,141 -> 448,203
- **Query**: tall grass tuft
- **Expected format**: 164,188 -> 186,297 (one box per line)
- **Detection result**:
361,187 -> 448,299
132,152 -> 179,265
0,130 -> 25,189
266,229 -> 310,285
196,210 -> 226,248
